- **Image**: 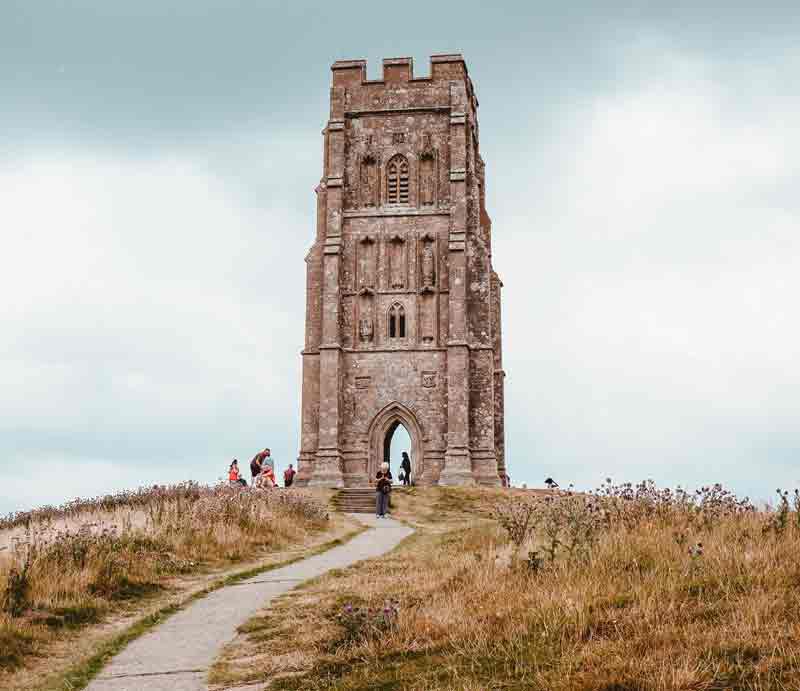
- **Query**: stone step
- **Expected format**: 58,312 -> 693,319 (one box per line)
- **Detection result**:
335,506 -> 383,514
331,487 -> 407,514
336,488 -> 412,494
332,503 -> 377,509
334,501 -> 377,506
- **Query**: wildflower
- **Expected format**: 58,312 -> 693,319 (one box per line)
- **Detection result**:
688,542 -> 704,558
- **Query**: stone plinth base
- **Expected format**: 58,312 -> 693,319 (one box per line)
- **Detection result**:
472,449 -> 502,487
438,448 -> 475,486
293,451 -> 315,487
303,450 -> 345,488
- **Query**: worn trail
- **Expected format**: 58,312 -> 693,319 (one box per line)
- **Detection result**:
85,515 -> 413,691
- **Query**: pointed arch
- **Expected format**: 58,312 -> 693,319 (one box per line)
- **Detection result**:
367,401 -> 425,482
388,302 -> 406,339
386,154 -> 410,205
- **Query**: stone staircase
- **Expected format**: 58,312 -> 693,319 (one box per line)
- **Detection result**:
332,487 -> 412,513
331,487 -> 378,513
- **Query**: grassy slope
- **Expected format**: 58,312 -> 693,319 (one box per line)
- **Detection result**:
210,487 -> 800,691
0,486 -> 352,690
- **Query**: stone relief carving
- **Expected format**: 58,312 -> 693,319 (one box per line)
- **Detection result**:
421,371 -> 437,388
358,316 -> 373,342
360,137 -> 379,208
358,286 -> 375,344
421,239 -> 435,289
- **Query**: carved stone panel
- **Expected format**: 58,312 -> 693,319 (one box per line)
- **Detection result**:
421,234 -> 436,289
360,156 -> 379,208
420,292 -> 436,344
419,133 -> 436,207
388,234 -> 406,289
358,235 -> 377,290
358,135 -> 380,208
358,290 -> 374,344
421,371 -> 437,388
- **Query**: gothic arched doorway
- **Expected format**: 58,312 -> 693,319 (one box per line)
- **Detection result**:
367,402 -> 424,484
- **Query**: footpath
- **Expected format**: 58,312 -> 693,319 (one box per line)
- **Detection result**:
85,515 -> 413,691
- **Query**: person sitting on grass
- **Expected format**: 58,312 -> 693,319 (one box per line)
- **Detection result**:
259,463 -> 277,488
229,459 -> 247,487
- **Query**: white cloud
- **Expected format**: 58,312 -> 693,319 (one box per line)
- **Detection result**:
496,46 -> 800,499
0,145 -> 315,512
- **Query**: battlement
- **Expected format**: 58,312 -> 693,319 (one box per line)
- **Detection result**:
331,54 -> 468,87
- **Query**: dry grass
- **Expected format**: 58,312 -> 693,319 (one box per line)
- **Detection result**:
211,485 -> 800,691
0,483 -> 338,685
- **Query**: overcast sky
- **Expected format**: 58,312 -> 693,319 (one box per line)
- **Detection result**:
2,1 -> 798,514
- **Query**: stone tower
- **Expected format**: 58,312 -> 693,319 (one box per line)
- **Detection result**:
296,55 -> 506,487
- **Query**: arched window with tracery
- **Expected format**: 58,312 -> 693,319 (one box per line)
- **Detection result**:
388,303 -> 406,339
386,155 -> 409,205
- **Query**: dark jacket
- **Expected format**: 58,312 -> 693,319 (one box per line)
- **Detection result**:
375,470 -> 393,493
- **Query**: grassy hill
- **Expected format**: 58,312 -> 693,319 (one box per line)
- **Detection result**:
210,484 -> 800,691
0,483 -> 350,690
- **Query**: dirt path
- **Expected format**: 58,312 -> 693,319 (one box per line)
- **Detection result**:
84,515 -> 413,691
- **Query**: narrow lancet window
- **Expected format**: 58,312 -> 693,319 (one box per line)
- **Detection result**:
387,155 -> 409,205
388,303 -> 405,340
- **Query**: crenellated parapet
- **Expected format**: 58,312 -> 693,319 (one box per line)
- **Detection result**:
328,55 -> 478,125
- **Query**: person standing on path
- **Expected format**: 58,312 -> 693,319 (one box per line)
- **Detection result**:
284,463 -> 296,488
249,453 -> 263,485
400,451 -> 411,486
375,462 -> 392,518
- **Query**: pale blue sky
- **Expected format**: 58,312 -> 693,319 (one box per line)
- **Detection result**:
1,1 -> 798,513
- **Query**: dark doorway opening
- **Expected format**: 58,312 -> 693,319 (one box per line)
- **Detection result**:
382,420 -> 411,477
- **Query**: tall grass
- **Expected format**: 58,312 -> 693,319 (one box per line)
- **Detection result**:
216,483 -> 800,691
0,482 -> 208,531
0,484 -> 329,674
